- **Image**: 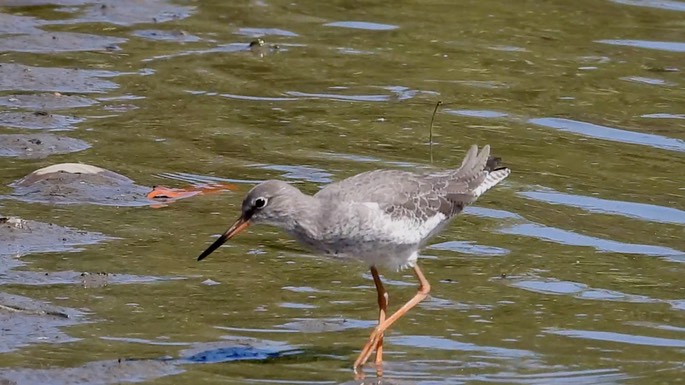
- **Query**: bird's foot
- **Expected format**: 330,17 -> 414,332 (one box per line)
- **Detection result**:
354,327 -> 385,376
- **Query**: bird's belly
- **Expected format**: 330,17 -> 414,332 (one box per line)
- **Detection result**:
290,230 -> 421,271
288,208 -> 447,270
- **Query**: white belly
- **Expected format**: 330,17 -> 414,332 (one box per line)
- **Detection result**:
289,203 -> 448,271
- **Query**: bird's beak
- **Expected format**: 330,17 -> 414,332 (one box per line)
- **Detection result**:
196,215 -> 250,261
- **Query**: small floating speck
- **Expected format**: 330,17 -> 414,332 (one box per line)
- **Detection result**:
201,279 -> 220,286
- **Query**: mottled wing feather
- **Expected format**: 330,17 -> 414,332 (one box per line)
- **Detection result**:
315,145 -> 510,222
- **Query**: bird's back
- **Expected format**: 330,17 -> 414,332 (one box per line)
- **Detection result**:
314,145 -> 510,224
297,145 -> 509,269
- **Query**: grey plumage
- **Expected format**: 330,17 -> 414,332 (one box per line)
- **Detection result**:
221,144 -> 510,270
314,144 -> 509,223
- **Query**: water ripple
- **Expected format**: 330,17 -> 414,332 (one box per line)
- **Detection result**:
641,113 -> 685,119
528,117 -> 685,152
597,39 -> 685,53
464,206 -> 525,220
220,93 -> 297,102
236,27 -> 298,37
610,0 -> 685,12
445,109 -> 509,118
519,189 -> 685,225
499,223 -> 685,260
509,279 -> 664,305
284,91 -> 390,102
143,42 -> 261,62
256,164 -> 333,183
480,369 -> 630,385
324,21 -> 399,31
132,29 -> 201,42
429,240 -> 510,256
546,328 -> 685,348
621,76 -> 675,86
390,335 -> 536,358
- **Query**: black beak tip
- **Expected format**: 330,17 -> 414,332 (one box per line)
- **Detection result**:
196,247 -> 215,262
195,217 -> 247,263
196,233 -> 230,262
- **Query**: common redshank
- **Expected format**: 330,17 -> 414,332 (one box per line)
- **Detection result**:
196,144 -> 510,375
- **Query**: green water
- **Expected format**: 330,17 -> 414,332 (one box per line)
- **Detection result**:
0,0 -> 684,384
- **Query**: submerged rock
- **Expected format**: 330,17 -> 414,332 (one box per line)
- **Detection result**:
0,134 -> 90,158
0,111 -> 84,130
0,93 -> 97,110
0,63 -> 119,94
0,292 -> 82,354
0,32 -> 126,53
6,163 -> 236,206
0,215 -> 110,257
8,163 -> 154,206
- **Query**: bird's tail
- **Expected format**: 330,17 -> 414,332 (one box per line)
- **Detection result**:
451,144 -> 511,199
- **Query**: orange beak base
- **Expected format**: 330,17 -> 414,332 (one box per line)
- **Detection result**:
196,216 -> 250,261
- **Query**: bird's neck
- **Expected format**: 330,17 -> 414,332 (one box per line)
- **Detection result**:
278,192 -> 322,239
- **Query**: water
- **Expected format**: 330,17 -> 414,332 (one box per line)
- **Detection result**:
0,0 -> 683,384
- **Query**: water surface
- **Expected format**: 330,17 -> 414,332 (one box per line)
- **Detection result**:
0,0 -> 683,384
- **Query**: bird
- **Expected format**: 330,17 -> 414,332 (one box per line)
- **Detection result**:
196,144 -> 510,376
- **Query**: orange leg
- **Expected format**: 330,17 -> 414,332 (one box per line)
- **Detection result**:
353,264 -> 431,376
370,266 -> 388,369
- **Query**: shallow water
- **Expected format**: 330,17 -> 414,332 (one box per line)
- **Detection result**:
0,0 -> 683,384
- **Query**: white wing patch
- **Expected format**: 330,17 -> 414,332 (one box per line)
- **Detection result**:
368,207 -> 447,245
473,168 -> 511,198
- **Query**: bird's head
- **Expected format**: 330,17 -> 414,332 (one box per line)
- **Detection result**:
196,180 -> 302,261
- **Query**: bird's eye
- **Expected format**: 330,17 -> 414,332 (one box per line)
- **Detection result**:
254,197 -> 268,209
